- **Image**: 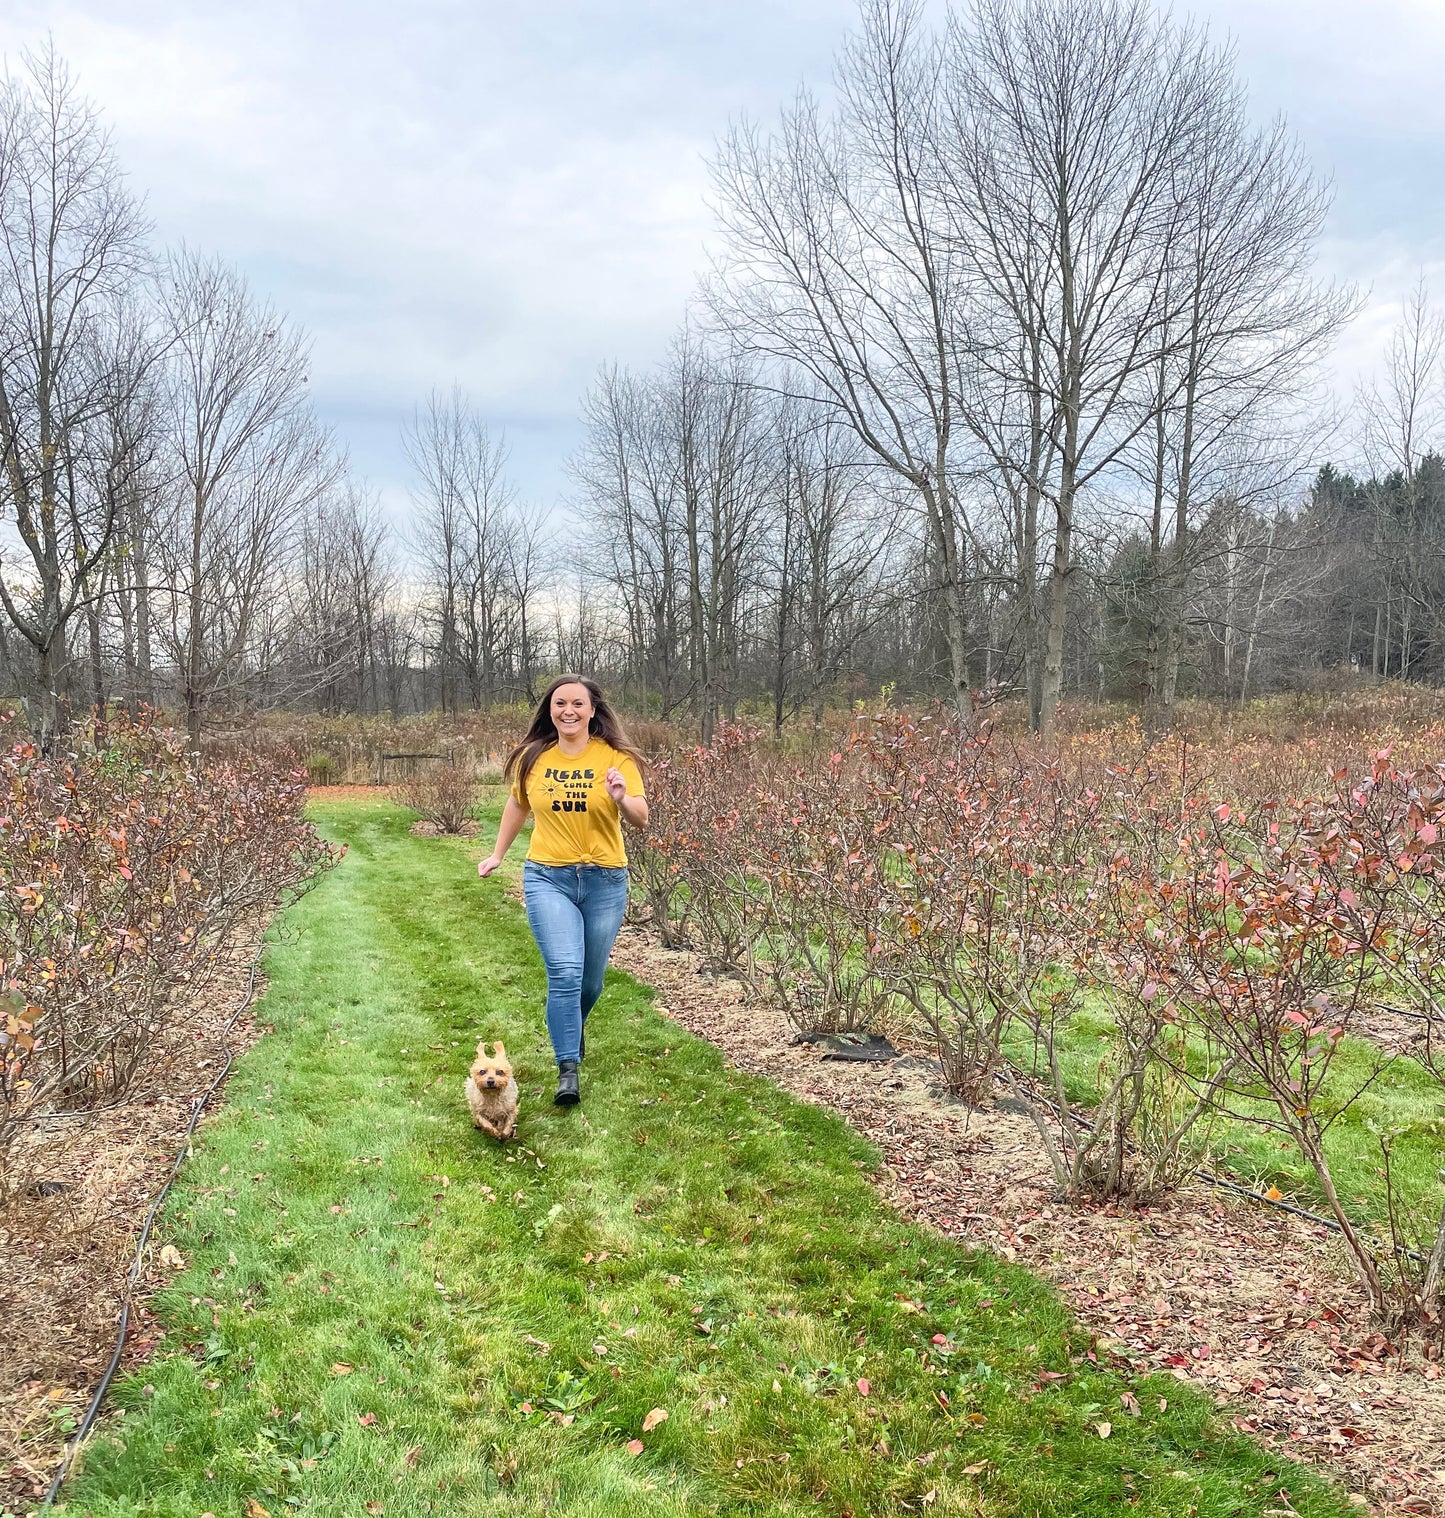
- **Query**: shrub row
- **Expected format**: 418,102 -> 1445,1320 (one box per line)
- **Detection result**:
0,719 -> 339,1195
630,710 -> 1445,1332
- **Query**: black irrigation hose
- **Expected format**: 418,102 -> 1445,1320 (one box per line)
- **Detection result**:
39,960 -> 260,1512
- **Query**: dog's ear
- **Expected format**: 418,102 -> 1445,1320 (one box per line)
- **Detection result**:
477,1039 -> 491,1057
493,1041 -> 507,1062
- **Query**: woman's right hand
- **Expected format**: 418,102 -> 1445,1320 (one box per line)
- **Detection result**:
478,855 -> 502,878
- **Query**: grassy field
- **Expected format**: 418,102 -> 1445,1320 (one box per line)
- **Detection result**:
1017,1001 -> 1445,1237
60,798 -> 1355,1517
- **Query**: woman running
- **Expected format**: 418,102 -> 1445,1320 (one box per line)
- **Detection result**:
477,675 -> 648,1106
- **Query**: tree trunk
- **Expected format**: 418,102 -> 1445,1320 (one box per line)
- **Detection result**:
1038,460 -> 1076,749
922,480 -> 970,725
86,597 -> 105,715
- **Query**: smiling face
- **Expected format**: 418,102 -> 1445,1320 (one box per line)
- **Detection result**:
550,682 -> 594,743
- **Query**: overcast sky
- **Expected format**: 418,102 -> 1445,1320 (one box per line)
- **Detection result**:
2,0 -> 1441,528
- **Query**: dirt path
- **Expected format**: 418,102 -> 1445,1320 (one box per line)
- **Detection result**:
612,926 -> 1445,1518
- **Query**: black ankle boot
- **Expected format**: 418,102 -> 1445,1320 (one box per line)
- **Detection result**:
554,1060 -> 580,1106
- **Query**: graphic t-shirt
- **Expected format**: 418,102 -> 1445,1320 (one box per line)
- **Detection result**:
513,739 -> 645,867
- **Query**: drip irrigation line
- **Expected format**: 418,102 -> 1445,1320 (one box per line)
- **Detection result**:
1376,1001 -> 1438,1027
39,959 -> 261,1513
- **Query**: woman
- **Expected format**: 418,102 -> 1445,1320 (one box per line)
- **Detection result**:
478,675 -> 649,1106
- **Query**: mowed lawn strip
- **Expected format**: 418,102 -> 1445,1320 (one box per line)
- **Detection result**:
65,798 -> 1354,1518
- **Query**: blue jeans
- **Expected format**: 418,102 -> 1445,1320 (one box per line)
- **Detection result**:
522,863 -> 629,1065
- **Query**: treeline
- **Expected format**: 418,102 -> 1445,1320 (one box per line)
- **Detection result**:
4,9 -> 1445,751
0,49 -> 391,750
565,0 -> 1445,739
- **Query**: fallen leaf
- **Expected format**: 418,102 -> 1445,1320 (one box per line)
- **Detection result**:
626,1439 -> 645,1456
404,1446 -> 420,1468
364,1505 -> 383,1515
158,1244 -> 186,1271
1265,1186 -> 1283,1201
331,1362 -> 354,1376
641,1407 -> 668,1433
962,1462 -> 988,1476
245,1502 -> 270,1518
857,1378 -> 871,1397
357,1412 -> 378,1427
1096,1421 -> 1112,1439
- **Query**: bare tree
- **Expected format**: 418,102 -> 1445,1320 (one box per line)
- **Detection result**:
672,333 -> 772,741
279,475 -> 397,713
507,500 -> 551,704
0,46 -> 154,747
1358,279 -> 1445,680
156,249 -> 331,750
1130,88 -> 1351,726
404,388 -> 532,708
573,363 -> 689,715
766,397 -> 903,730
938,0 -> 1244,743
708,0 -> 979,721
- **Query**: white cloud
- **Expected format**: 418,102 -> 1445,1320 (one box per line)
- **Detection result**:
0,0 -> 1438,519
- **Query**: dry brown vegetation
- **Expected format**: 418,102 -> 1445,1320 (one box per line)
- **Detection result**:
625,691 -> 1445,1334
0,718 -> 337,1511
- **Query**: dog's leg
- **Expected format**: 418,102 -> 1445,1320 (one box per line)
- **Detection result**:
478,1115 -> 502,1140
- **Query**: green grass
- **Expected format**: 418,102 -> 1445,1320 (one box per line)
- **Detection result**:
1009,1000 -> 1445,1239
60,799 -> 1355,1517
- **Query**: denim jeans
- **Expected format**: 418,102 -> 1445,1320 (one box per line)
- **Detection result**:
522,862 -> 629,1066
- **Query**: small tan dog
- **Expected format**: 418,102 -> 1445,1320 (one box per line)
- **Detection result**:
464,1041 -> 519,1141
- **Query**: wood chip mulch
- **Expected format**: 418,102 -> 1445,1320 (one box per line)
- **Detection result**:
611,925 -> 1445,1518
0,945 -> 265,1516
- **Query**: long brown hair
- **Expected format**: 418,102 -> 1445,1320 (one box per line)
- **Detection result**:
504,675 -> 647,796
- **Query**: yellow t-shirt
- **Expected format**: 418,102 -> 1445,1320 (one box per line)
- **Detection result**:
513,739 -> 645,867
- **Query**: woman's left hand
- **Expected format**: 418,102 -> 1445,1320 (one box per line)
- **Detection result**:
605,767 -> 628,805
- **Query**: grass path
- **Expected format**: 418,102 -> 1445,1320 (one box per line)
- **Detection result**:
63,799 -> 1353,1518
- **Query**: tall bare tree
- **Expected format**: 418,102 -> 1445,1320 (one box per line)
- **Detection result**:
708,0 -> 979,721
405,388 -> 534,708
573,363 -> 689,715
1358,280 -> 1445,680
0,46 -> 154,747
938,0 -> 1243,743
156,249 -> 331,750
